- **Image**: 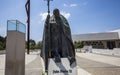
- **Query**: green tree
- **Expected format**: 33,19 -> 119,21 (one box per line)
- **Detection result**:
35,41 -> 42,49
74,41 -> 78,49
30,39 -> 36,50
73,41 -> 84,49
25,39 -> 36,50
0,36 -> 6,50
25,40 -> 42,50
78,41 -> 84,48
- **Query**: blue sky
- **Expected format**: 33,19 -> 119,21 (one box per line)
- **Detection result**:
0,0 -> 120,42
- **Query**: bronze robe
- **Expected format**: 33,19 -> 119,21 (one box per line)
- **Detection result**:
41,14 -> 75,70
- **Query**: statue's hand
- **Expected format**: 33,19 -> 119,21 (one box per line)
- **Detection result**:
47,14 -> 50,19
45,15 -> 50,24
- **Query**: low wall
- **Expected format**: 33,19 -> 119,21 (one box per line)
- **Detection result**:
0,50 -> 6,54
92,48 -> 120,56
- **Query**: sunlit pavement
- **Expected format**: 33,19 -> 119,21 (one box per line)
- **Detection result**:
76,53 -> 120,75
0,51 -> 43,75
0,54 -> 5,75
1,51 -> 120,75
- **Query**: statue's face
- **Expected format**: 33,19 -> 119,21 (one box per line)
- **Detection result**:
53,9 -> 60,17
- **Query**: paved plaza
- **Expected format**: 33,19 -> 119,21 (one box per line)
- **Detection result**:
0,51 -> 43,75
0,50 -> 120,75
76,53 -> 120,75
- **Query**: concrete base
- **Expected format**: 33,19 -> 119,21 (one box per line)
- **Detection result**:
5,31 -> 25,75
48,58 -> 77,75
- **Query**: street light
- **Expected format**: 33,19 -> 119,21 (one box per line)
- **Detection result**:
25,0 -> 30,54
44,0 -> 53,14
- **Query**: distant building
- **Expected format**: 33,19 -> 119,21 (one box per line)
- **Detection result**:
72,30 -> 120,49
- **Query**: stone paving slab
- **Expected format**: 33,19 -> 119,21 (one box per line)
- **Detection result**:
0,51 -> 43,75
76,53 -> 120,75
92,48 -> 120,56
2,52 -> 116,75
84,68 -> 120,75
76,53 -> 120,67
25,56 -> 43,75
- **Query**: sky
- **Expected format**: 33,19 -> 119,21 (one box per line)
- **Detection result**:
0,0 -> 120,42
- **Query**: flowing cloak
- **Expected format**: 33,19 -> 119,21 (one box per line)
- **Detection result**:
40,14 -> 75,70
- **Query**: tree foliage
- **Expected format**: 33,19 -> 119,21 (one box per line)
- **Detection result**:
0,36 -> 6,50
30,39 -> 36,50
73,41 -> 84,49
26,39 -> 36,50
1,35 -> 84,50
35,41 -> 42,49
25,39 -> 42,50
0,35 -> 42,50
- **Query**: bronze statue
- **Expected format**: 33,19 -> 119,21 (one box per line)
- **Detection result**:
41,8 -> 76,71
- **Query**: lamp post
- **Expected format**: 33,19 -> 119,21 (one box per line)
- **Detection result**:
25,0 -> 53,54
25,0 -> 30,54
44,0 -> 53,57
44,0 -> 53,15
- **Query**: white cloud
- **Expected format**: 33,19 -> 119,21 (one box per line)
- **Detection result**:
63,3 -> 77,7
39,12 -> 52,21
63,3 -> 87,7
63,3 -> 67,7
0,27 -> 6,37
39,12 -> 48,21
70,4 -> 77,7
39,11 -> 71,20
61,11 -> 71,19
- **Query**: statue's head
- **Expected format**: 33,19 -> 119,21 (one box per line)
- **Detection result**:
53,8 -> 60,17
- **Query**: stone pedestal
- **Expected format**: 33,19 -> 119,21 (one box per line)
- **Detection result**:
5,20 -> 26,75
48,58 -> 77,75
